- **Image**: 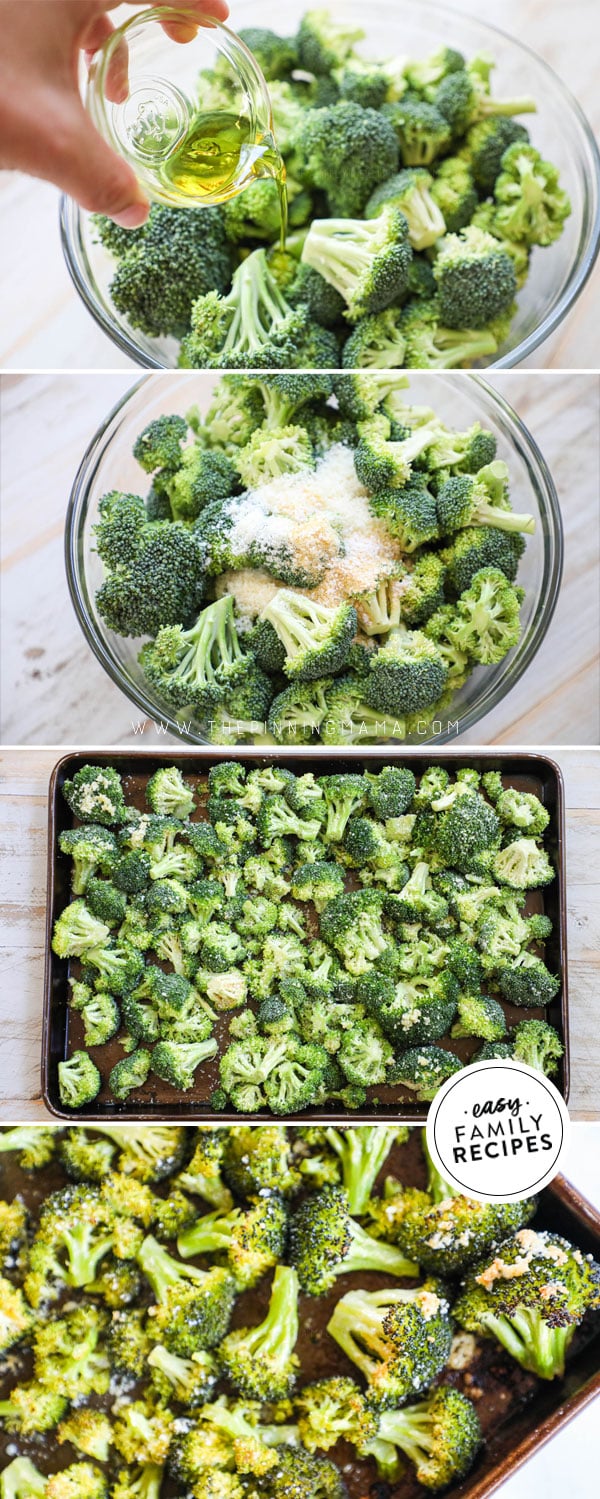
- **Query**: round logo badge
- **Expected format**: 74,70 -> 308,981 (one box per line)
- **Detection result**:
425,1059 -> 570,1203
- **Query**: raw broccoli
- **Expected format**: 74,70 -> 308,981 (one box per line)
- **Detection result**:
365,766 -> 416,819
291,860 -> 346,911
71,988 -> 120,1047
222,178 -> 287,244
492,142 -> 571,245
289,1185 -> 418,1295
497,952 -> 560,1006
260,591 -> 357,681
59,826 -> 119,896
95,513 -> 207,638
52,900 -> 110,959
511,1018 -> 563,1076
335,58 -> 390,111
302,208 -> 412,320
137,1233 -> 235,1353
85,877 -> 127,927
355,409 -> 441,491
493,837 -> 555,889
320,676 -> 406,744
383,97 -> 452,166
133,415 -> 188,476
62,764 -> 126,825
441,523 -> 526,592
391,1045 -> 463,1100
296,11 -> 364,74
108,205 -> 232,338
364,627 -> 448,715
318,889 -> 389,975
58,1052 -> 102,1110
430,155 -> 478,231
180,248 -> 324,371
454,1229 -> 600,1379
433,226 -> 517,328
366,167 -> 446,250
495,786 -> 550,836
436,466 -> 535,536
151,1039 -> 218,1091
342,307 -> 407,369
292,102 -> 399,217
465,116 -> 531,193
108,1049 -> 151,1101
139,595 -> 249,714
218,1264 -> 300,1399
235,423 -> 315,491
452,992 -> 507,1040
358,1386 -> 482,1489
327,1281 -> 453,1406
400,296 -> 498,369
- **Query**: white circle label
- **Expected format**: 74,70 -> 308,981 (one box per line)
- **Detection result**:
425,1059 -> 571,1203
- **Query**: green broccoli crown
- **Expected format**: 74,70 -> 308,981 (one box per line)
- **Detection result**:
181,248 -> 314,371
260,590 -> 357,682
390,1044 -> 463,1100
58,1052 -> 102,1111
289,1184 -> 418,1295
342,306 -> 407,371
62,764 -> 126,826
218,1263 -> 300,1401
365,166 -> 446,250
354,410 -> 441,492
327,1281 -> 453,1408
109,204 -> 232,338
433,226 -> 518,329
303,208 -> 412,320
493,142 -> 571,246
383,97 -> 452,166
493,837 -> 555,890
108,1050 -> 151,1102
441,524 -> 525,593
400,295 -> 499,369
497,952 -> 560,1005
363,1386 -> 482,1488
137,1234 -> 235,1353
133,415 -> 188,475
293,101 -> 399,217
430,154 -> 478,232
139,595 -> 249,716
96,515 -> 207,638
454,1228 -> 600,1378
436,467 -> 535,539
363,626 -> 448,716
465,116 -> 530,192
367,480 -> 440,551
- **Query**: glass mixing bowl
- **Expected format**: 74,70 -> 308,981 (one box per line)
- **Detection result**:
60,0 -> 600,369
65,372 -> 563,746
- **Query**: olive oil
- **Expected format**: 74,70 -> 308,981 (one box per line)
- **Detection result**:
160,111 -> 288,247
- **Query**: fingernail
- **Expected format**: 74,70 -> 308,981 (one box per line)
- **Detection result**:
111,203 -> 149,229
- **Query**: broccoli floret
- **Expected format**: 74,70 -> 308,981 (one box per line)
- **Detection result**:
236,423 -> 315,492
85,877 -> 127,927
0,1126 -> 57,1169
342,307 -> 407,370
260,591 -> 356,682
139,595 -> 250,715
391,1045 -> 463,1100
266,678 -> 334,745
109,204 -> 232,337
493,837 -> 555,889
359,1386 -> 482,1489
465,117 -> 531,193
112,1402 -> 174,1467
290,1185 -> 417,1296
400,296 -> 498,369
399,554 -> 446,627
293,101 -> 399,217
319,888 -> 390,975
454,1229 -> 600,1379
302,208 -> 411,320
491,141 -> 570,245
356,412 -> 442,493
0,1275 -> 35,1354
59,825 -> 119,897
497,951 -> 560,1006
33,1302 -> 109,1399
57,1409 -> 113,1462
328,1281 -> 452,1406
383,97 -> 452,166
51,900 -> 110,960
511,1018 -> 563,1076
144,768 -> 195,820
441,524 -> 525,593
0,1381 -> 68,1435
222,177 -> 286,245
435,63 -> 536,132
96,515 -> 207,638
0,1459 -> 47,1499
319,677 -> 406,745
58,1051 -> 102,1110
181,248 -> 322,371
108,1049 -> 151,1101
178,1195 -> 287,1290
134,415 -> 188,476
62,764 -> 126,826
363,627 -> 447,715
72,988 -> 121,1047
217,1264 -> 300,1400
151,1038 -> 218,1091
495,787 -> 550,836
451,992 -> 507,1040
290,860 -> 345,912
436,464 -> 534,536
366,167 -> 445,249
429,155 -> 478,232
45,1463 -> 107,1499
137,1234 -> 235,1353
433,226 -> 517,329
296,12 -> 364,74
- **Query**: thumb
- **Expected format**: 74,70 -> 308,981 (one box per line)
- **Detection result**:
44,96 -> 150,226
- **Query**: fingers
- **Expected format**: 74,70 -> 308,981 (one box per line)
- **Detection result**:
33,94 -> 150,226
82,15 -> 129,105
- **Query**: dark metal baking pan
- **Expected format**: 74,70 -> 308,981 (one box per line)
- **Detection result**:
0,1129 -> 597,1498
42,749 -> 569,1121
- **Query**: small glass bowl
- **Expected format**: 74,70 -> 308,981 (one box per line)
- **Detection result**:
60,0 -> 600,369
65,371 -> 563,747
86,7 -> 276,210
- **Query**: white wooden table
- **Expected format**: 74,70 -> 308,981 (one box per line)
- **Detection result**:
0,745 -> 598,1120
0,0 -> 598,371
1,370 -> 598,746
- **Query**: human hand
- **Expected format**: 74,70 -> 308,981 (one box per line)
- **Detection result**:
0,1 -> 229,226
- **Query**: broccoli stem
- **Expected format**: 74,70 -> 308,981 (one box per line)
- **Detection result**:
177,1208 -> 236,1258
137,1235 -> 206,1302
344,1222 -> 419,1279
473,500 -> 536,534
242,1265 -> 299,1362
482,1308 -> 573,1379
325,1127 -> 400,1215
